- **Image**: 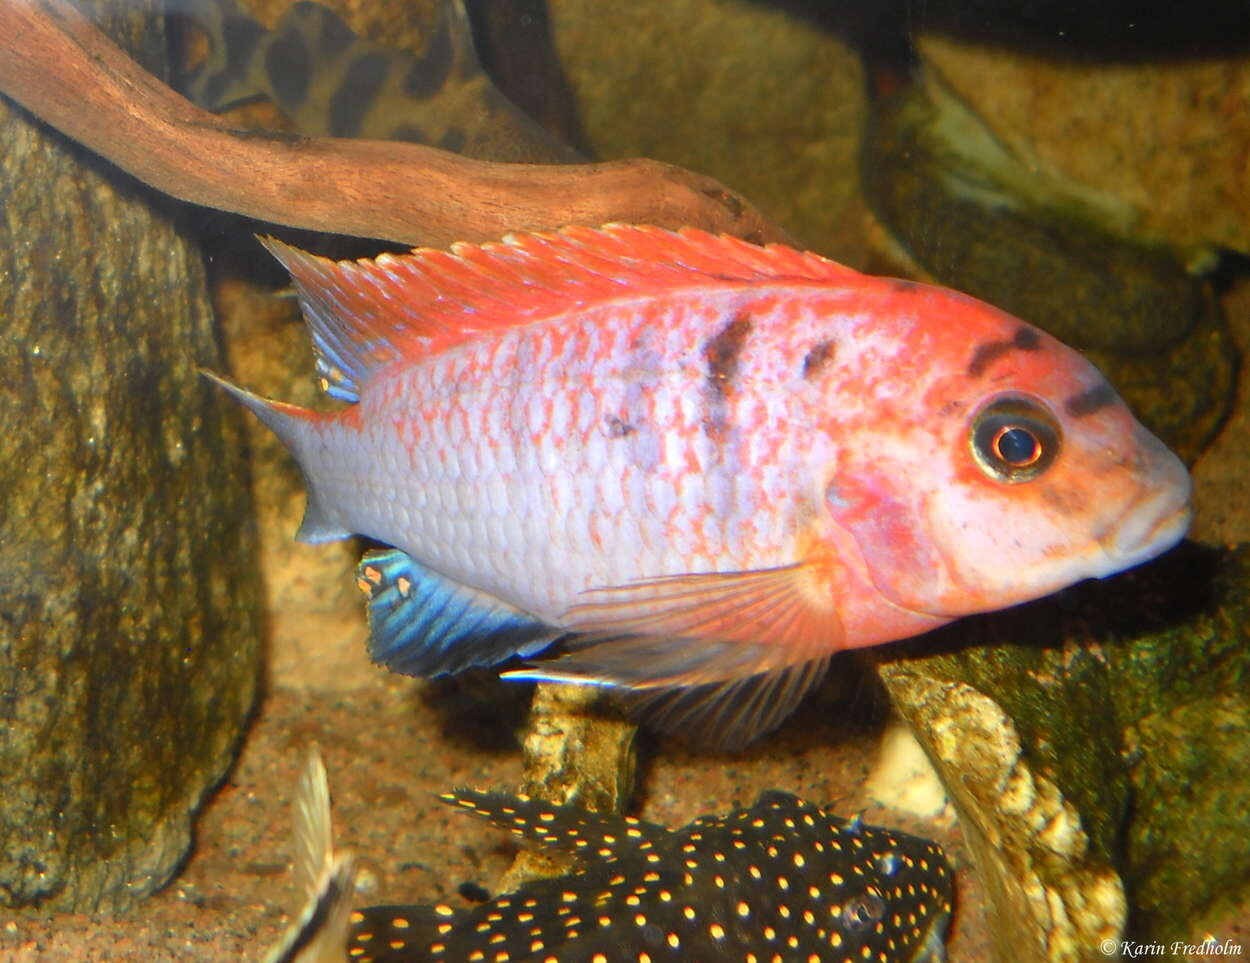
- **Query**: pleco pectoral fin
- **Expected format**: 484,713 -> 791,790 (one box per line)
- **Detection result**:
358,548 -> 560,677
503,562 -> 843,747
262,749 -> 356,963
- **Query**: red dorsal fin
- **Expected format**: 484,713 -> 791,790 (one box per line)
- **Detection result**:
261,225 -> 863,402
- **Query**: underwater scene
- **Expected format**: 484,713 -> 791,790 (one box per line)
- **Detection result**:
0,0 -> 1248,960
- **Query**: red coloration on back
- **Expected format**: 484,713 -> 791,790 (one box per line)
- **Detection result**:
263,225 -> 861,367
210,224 -> 1192,747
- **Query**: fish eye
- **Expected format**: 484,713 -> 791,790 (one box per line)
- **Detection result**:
841,892 -> 885,930
970,396 -> 1061,483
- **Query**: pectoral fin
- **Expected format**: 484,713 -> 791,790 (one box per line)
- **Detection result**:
504,562 -> 843,746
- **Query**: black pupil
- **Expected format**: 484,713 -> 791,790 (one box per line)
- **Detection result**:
846,894 -> 884,928
996,426 -> 1038,465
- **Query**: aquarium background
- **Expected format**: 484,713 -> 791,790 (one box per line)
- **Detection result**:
0,0 -> 1247,959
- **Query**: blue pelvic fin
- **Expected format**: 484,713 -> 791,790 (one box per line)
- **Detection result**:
357,549 -> 558,677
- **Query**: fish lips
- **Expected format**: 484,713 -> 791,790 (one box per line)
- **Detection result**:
1092,451 -> 1193,576
1094,489 -> 1192,575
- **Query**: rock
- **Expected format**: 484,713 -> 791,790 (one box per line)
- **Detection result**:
547,0 -> 868,260
878,542 -> 1250,956
881,665 -> 1125,963
917,33 -> 1250,257
0,0 -> 262,912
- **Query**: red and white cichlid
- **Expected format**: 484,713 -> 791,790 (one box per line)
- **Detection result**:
209,224 -> 1191,745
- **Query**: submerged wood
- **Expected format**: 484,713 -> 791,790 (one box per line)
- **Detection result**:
0,0 -> 789,248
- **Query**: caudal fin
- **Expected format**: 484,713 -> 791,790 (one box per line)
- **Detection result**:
201,369 -> 352,543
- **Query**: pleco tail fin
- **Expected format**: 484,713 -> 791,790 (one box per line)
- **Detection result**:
201,369 -> 352,543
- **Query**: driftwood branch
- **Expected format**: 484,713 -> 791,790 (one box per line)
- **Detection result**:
0,0 -> 790,248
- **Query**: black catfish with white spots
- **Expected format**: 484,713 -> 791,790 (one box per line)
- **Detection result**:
346,788 -> 953,963
262,755 -> 954,962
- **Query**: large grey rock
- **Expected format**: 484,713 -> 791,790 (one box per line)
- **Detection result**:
0,0 -> 262,912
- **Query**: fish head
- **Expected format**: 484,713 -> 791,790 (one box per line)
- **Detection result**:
826,816 -> 954,962
823,285 -> 1192,620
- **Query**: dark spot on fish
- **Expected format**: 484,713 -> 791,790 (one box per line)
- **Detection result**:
439,128 -> 467,154
1065,381 -> 1118,417
329,53 -> 390,137
605,415 -> 636,438
388,123 -> 429,144
194,17 -> 265,108
889,278 -> 921,293
966,325 -> 1043,377
401,17 -> 453,100
1013,326 -> 1042,351
305,3 -> 355,58
704,313 -> 753,399
802,339 -> 837,379
458,881 -> 491,903
265,29 -> 310,109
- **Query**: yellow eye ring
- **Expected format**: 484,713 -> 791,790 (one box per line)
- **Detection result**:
971,396 -> 1061,483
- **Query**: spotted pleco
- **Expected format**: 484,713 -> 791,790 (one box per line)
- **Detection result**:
347,789 -> 954,962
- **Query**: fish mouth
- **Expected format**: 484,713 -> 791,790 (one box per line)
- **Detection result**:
1095,483 -> 1192,574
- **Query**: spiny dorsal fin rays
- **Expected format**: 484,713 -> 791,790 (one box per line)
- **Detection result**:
439,788 -> 673,856
260,224 -> 866,401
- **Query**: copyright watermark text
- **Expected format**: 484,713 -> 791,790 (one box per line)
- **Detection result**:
1100,938 -> 1243,958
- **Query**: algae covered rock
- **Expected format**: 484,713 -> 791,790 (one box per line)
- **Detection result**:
879,542 -> 1250,957
0,0 -> 262,912
547,0 -> 867,259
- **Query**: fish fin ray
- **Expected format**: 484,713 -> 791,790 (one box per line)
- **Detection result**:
263,748 -> 357,963
439,788 -> 670,854
623,657 -> 832,749
359,549 -> 559,677
558,562 -> 843,685
260,226 -> 864,380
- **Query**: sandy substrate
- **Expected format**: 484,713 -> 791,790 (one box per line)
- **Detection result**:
0,670 -> 987,961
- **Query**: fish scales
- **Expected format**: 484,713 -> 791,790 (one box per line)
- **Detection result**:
314,296 -> 785,594
211,224 -> 1191,745
346,789 -> 954,963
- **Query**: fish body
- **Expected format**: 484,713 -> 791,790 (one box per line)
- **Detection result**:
211,224 -> 1191,744
355,789 -> 954,963
168,0 -> 579,162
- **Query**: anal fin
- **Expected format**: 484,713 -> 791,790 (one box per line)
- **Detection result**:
357,549 -> 558,677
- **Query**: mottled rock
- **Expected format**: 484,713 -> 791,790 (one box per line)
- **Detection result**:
0,0 -> 262,912
917,34 -> 1250,257
504,683 -> 638,890
881,666 -> 1124,963
879,542 -> 1250,956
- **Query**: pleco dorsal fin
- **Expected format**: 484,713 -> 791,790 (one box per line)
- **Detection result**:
261,225 -> 862,402
439,789 -> 672,856
262,748 -> 356,963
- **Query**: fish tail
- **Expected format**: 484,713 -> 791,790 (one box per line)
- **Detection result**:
201,369 -> 352,543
